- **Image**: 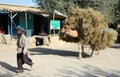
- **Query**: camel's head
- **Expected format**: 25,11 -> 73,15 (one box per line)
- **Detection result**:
59,24 -> 70,40
61,24 -> 70,33
59,24 -> 80,42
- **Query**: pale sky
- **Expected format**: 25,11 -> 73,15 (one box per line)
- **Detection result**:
0,0 -> 36,6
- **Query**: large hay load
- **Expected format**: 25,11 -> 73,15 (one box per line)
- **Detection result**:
60,6 -> 118,57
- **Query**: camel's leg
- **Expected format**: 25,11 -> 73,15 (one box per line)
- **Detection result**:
96,51 -> 99,55
81,45 -> 84,53
90,49 -> 94,57
78,44 -> 82,60
78,51 -> 82,60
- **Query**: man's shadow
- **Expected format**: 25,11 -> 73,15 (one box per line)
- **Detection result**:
0,61 -> 18,73
0,61 -> 31,73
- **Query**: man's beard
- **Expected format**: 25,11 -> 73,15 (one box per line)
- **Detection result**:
17,33 -> 22,37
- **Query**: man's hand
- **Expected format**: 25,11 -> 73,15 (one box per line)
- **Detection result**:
23,52 -> 26,56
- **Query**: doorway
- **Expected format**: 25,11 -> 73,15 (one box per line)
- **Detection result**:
34,14 -> 42,35
0,14 -> 8,34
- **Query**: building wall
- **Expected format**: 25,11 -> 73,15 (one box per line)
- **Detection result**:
28,13 -> 34,30
19,13 -> 26,29
19,13 -> 34,35
1,12 -> 49,36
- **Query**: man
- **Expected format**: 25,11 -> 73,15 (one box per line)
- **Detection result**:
16,27 -> 33,73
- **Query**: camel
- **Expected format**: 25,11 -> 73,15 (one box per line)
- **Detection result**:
61,24 -> 97,59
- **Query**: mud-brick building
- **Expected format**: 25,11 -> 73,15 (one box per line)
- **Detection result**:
0,4 -> 50,38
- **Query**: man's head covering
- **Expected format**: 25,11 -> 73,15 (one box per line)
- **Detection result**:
16,26 -> 24,32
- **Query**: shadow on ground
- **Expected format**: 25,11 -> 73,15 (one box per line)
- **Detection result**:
29,47 -> 91,58
56,64 -> 120,77
110,44 -> 120,49
0,73 -> 13,77
0,61 -> 36,77
0,61 -> 17,73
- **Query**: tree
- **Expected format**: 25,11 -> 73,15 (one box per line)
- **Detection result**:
75,0 -> 119,23
33,0 -> 75,14
33,0 -> 119,23
115,0 -> 120,22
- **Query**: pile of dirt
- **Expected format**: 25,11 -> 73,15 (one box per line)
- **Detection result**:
0,34 -> 10,44
28,35 -> 50,46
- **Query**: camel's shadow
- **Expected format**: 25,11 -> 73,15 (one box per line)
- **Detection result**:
29,47 -> 91,58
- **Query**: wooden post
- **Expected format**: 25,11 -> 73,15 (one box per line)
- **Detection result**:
8,13 -> 17,44
53,10 -> 55,35
25,13 -> 28,37
10,13 -> 13,43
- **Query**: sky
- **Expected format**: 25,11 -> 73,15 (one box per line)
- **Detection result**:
0,0 -> 36,6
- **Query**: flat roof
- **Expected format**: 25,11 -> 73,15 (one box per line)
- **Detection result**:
0,4 -> 42,14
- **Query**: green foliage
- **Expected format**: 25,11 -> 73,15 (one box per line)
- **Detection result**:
33,0 -> 75,14
75,0 -> 119,23
33,0 -> 120,22
115,0 -> 120,20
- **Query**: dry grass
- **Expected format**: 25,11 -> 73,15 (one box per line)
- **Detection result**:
60,6 -> 118,51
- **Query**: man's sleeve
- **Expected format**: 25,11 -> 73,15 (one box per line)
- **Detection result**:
22,37 -> 27,54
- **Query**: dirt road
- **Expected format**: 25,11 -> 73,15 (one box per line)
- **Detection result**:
0,37 -> 120,77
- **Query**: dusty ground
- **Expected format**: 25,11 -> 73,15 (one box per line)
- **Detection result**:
0,36 -> 120,77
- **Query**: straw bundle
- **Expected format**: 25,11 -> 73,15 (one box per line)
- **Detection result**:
60,6 -> 118,51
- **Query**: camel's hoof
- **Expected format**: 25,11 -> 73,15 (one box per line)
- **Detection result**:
96,52 -> 99,55
78,56 -> 83,60
89,55 -> 93,57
